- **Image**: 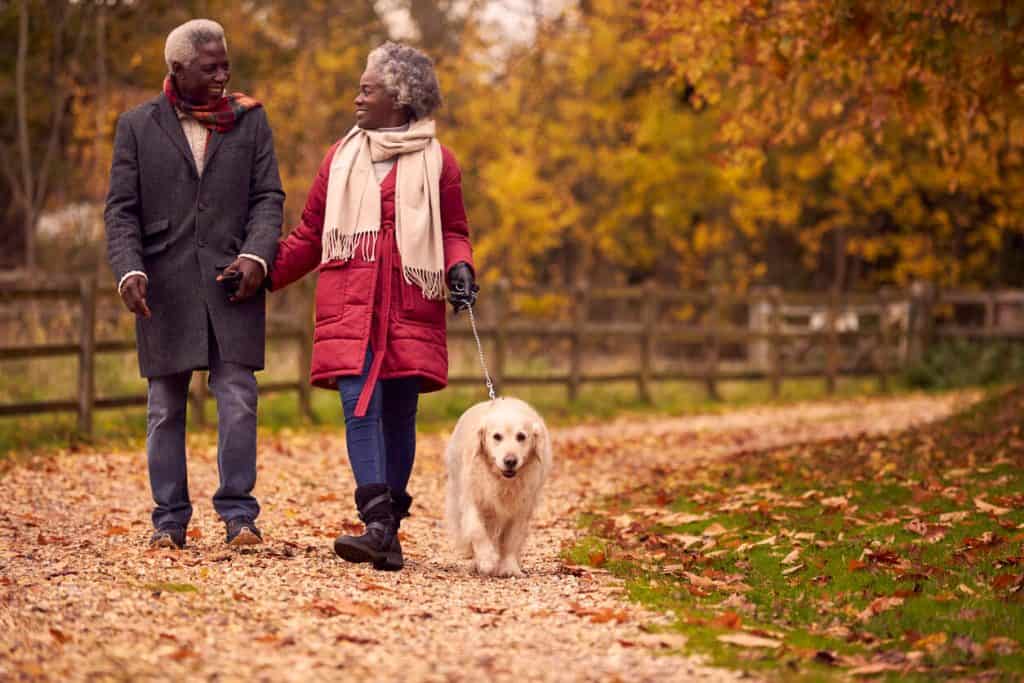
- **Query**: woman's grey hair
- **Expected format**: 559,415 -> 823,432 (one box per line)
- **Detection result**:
164,19 -> 227,72
366,42 -> 442,120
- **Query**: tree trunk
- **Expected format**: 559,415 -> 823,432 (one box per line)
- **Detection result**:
16,0 -> 35,269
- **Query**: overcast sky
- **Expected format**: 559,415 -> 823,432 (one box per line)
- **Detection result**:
376,0 -> 565,45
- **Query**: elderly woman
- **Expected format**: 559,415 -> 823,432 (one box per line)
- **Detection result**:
269,42 -> 477,571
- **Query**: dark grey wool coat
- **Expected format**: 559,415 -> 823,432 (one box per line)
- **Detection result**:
105,93 -> 284,378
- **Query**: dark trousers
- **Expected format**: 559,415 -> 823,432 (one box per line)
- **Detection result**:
336,350 -> 419,494
145,325 -> 260,530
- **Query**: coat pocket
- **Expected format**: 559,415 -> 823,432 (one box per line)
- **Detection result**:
399,276 -> 445,328
315,262 -> 349,324
141,219 -> 171,256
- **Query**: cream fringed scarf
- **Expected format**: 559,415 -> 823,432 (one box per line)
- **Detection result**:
321,119 -> 445,299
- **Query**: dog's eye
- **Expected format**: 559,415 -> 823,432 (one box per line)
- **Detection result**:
492,433 -> 503,442
516,432 -> 527,442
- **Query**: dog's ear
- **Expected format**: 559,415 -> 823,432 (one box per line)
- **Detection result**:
477,423 -> 489,459
528,421 -> 544,460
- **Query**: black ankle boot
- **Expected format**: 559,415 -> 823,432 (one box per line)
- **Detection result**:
333,484 -> 401,571
387,491 -> 413,570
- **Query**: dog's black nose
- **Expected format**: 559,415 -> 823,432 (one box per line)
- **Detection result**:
503,456 -> 517,469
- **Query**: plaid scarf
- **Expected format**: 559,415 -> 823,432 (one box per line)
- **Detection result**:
162,75 -> 261,133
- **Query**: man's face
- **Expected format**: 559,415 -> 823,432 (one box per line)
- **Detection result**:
173,40 -> 230,106
354,68 -> 407,129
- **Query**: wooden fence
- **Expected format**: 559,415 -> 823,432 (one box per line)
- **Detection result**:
2,277 -> 1023,436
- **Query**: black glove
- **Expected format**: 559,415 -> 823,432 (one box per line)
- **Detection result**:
447,262 -> 478,314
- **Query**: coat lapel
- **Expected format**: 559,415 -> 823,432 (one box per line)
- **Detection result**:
152,94 -> 199,177
203,129 -> 226,172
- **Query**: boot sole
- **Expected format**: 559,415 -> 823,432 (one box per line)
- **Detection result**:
227,528 -> 263,547
333,538 -> 402,571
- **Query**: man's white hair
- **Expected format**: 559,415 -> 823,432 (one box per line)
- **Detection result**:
164,19 -> 227,73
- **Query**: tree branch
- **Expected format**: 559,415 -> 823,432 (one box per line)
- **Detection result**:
34,3 -> 89,211
15,0 -> 34,208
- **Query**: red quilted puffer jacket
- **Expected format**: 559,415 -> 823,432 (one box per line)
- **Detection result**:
269,140 -> 474,414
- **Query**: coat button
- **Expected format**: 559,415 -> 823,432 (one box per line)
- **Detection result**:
198,201 -> 208,211
197,236 -> 206,247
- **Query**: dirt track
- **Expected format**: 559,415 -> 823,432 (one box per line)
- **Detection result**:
0,391 -> 977,682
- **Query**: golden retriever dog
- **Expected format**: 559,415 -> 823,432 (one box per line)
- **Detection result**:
445,397 -> 551,577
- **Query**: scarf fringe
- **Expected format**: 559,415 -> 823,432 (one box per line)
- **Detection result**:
404,266 -> 445,301
322,228 -> 379,264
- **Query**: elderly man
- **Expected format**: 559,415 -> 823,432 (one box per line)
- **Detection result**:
105,19 -> 284,549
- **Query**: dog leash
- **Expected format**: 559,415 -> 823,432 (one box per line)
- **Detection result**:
464,302 -> 497,401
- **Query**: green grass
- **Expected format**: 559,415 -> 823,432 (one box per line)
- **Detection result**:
565,387 -> 1024,681
0,368 -> 908,461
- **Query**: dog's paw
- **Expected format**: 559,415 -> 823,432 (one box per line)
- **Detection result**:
454,542 -> 474,560
474,557 -> 500,576
497,557 -> 523,578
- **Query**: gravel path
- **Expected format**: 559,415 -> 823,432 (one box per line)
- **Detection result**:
0,391 -> 977,681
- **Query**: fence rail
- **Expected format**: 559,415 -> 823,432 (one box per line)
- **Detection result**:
2,277 -> 1022,436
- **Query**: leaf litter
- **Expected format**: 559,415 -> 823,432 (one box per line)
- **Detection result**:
0,391 -> 978,681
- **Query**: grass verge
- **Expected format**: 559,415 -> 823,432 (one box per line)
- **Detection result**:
0,375 -> 897,463
565,386 -> 1024,681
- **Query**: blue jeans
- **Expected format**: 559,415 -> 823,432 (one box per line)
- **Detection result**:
337,350 -> 419,494
146,319 -> 260,530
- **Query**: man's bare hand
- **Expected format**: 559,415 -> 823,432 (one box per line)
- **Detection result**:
120,274 -> 151,318
217,257 -> 263,302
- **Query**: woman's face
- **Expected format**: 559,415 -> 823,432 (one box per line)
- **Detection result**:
355,67 -> 409,129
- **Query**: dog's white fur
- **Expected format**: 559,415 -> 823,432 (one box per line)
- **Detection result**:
445,397 -> 551,577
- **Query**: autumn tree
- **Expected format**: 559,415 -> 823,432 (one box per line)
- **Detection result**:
642,0 -> 1024,288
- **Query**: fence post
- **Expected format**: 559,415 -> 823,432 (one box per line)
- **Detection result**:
190,373 -> 208,428
705,285 -> 722,401
825,287 -> 839,395
492,279 -> 508,394
297,279 -> 315,422
568,282 -> 587,402
984,292 -> 997,331
908,281 -> 935,362
77,275 -> 97,437
638,280 -> 657,403
876,287 -> 891,393
770,286 -> 783,398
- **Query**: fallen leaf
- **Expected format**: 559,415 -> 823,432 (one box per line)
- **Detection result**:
938,510 -> 970,523
974,497 -> 1012,516
626,632 -> 688,649
985,636 -> 1019,655
781,548 -> 801,565
821,496 -> 849,510
307,599 -> 380,618
717,633 -> 782,649
50,628 -> 70,644
186,528 -> 202,540
702,522 -> 728,537
335,633 -> 379,644
468,605 -> 507,615
104,526 -> 130,536
857,596 -> 904,622
713,611 -> 743,629
357,581 -> 395,593
656,511 -> 710,526
911,632 -> 947,653
849,663 -> 901,676
781,563 -> 804,576
665,533 -> 703,549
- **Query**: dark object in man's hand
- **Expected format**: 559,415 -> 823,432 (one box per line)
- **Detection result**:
447,262 -> 478,314
219,270 -> 242,296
